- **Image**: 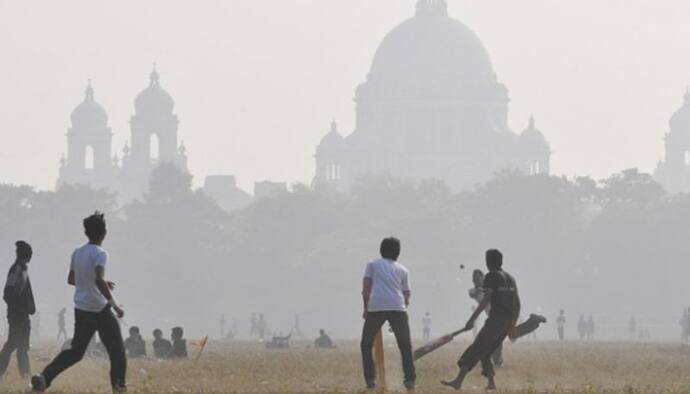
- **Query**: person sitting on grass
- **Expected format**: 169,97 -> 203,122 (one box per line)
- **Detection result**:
124,326 -> 146,358
152,329 -> 172,359
314,329 -> 335,349
171,327 -> 187,358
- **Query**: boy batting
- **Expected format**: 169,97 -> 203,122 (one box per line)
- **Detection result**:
441,249 -> 519,391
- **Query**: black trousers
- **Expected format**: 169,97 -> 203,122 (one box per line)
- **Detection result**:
0,316 -> 31,378
459,315 -> 514,378
42,307 -> 126,388
360,311 -> 416,386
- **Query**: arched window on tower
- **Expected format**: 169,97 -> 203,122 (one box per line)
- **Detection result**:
85,146 -> 95,170
150,134 -> 160,162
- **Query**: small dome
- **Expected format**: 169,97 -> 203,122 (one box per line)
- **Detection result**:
670,89 -> 690,133
316,120 -> 345,155
518,116 -> 549,152
71,81 -> 108,127
134,65 -> 174,115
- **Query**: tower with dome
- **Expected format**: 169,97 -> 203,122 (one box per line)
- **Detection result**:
654,89 -> 690,193
314,0 -> 551,191
57,66 -> 188,201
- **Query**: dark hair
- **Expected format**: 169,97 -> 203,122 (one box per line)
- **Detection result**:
380,237 -> 401,261
83,211 -> 106,241
172,326 -> 184,339
153,329 -> 162,337
485,249 -> 503,271
15,241 -> 32,260
129,326 -> 140,335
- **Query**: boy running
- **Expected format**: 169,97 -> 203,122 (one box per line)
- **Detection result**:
32,212 -> 126,392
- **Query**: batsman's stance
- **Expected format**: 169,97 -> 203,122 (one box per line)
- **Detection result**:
442,249 -> 519,391
360,237 -> 416,390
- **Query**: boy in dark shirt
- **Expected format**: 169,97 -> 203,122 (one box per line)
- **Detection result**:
442,249 -> 519,391
171,327 -> 187,358
0,241 -> 35,379
152,329 -> 172,358
124,326 -> 146,358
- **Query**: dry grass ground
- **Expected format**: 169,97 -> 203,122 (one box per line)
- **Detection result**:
1,339 -> 689,393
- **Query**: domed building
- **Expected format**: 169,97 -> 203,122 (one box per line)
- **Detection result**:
58,66 -> 189,201
314,0 -> 551,190
654,89 -> 690,193
57,81 -> 118,190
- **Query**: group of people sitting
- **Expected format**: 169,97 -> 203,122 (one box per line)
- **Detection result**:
123,326 -> 188,359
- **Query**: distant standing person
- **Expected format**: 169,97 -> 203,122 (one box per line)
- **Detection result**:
577,315 -> 586,341
556,310 -> 566,341
257,314 -> 267,340
422,312 -> 432,340
360,237 -> 415,390
32,212 -> 126,392
681,309 -> 689,343
56,308 -> 67,342
586,316 -> 595,340
441,249 -> 520,391
628,316 -> 637,340
0,241 -> 36,380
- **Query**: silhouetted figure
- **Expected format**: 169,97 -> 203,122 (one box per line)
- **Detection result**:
292,314 -> 303,338
628,316 -> 637,340
556,310 -> 566,341
422,312 -> 432,340
586,316 -> 595,340
152,329 -> 172,358
442,250 -> 520,391
681,309 -> 689,343
32,212 -> 127,393
124,326 -> 146,358
468,268 -> 545,367
220,314 -> 225,339
0,241 -> 35,379
578,315 -> 586,341
257,314 -> 267,340
314,329 -> 334,349
249,313 -> 258,337
56,308 -> 67,342
171,326 -> 187,358
360,237 -> 415,390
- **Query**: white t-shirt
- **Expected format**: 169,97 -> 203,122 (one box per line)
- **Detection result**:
70,243 -> 108,312
363,258 -> 411,312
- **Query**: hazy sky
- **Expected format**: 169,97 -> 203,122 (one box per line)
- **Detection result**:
2,0 -> 690,192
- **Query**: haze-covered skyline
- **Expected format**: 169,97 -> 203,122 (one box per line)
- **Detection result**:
2,0 -> 690,191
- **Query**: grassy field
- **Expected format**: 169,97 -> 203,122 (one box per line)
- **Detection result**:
1,339 -> 689,393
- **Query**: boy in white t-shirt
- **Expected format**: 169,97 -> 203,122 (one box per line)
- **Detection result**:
360,237 -> 415,390
32,212 -> 126,392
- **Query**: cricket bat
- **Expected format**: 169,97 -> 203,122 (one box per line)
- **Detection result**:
374,330 -> 386,389
413,327 -> 470,361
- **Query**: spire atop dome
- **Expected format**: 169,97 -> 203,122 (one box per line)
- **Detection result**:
330,118 -> 338,133
528,114 -> 536,129
416,0 -> 448,17
150,62 -> 160,86
84,79 -> 94,101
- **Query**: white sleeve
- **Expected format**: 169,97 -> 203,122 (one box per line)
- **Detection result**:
401,269 -> 410,292
95,250 -> 108,268
363,262 -> 373,279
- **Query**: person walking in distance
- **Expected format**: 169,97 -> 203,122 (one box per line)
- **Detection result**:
556,310 -> 566,341
360,237 -> 416,390
56,308 -> 67,342
422,312 -> 432,340
32,212 -> 126,392
0,241 -> 36,380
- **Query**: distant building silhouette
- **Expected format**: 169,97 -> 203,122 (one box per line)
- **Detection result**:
314,0 -> 551,191
57,66 -> 256,208
655,88 -> 690,193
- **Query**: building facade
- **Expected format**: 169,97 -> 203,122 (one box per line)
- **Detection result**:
654,89 -> 690,193
58,67 -> 189,201
314,0 -> 551,191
